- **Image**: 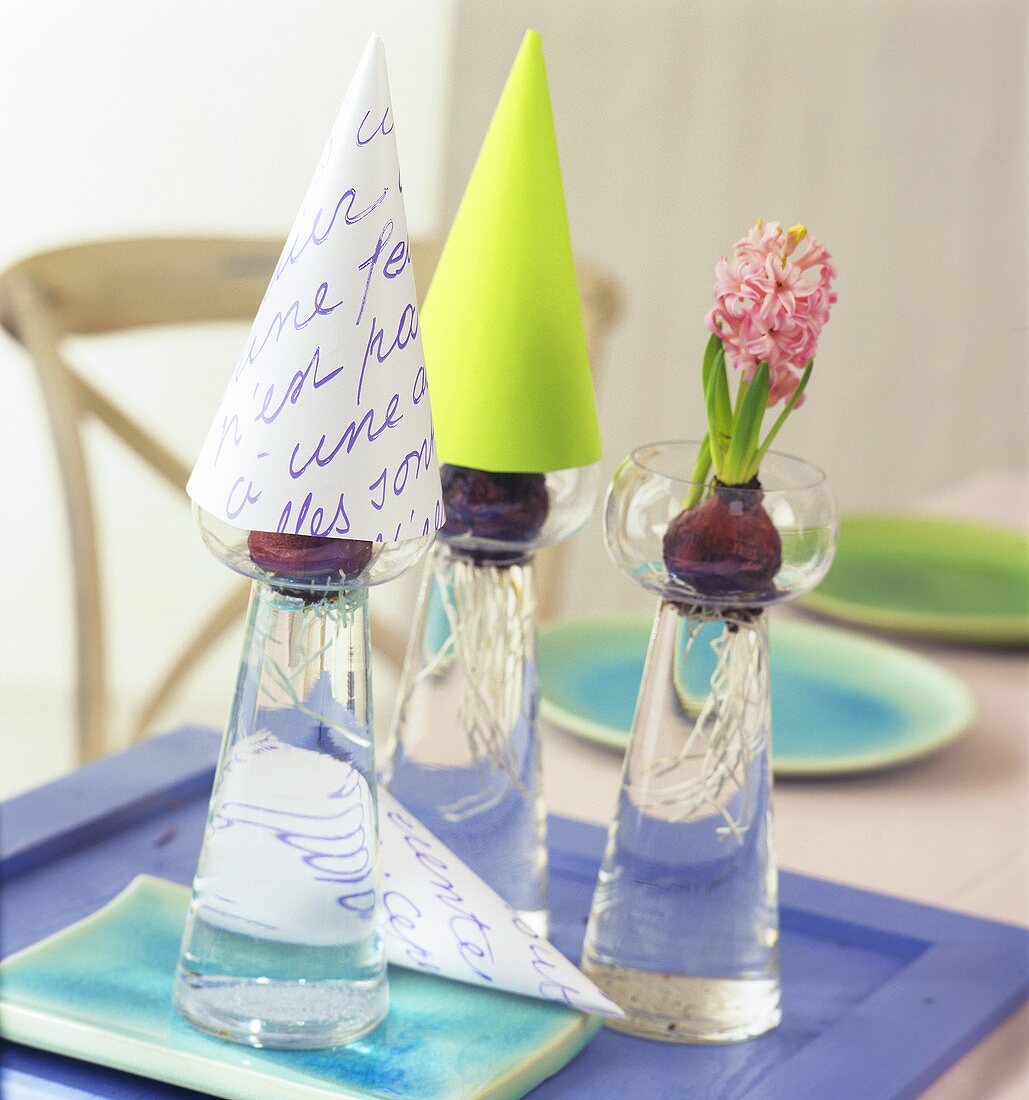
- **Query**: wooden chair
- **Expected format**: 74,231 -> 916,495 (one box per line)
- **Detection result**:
0,237 -> 621,763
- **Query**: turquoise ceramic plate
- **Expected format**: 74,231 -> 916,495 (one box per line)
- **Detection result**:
0,877 -> 599,1100
539,616 -> 975,776
801,514 -> 1029,645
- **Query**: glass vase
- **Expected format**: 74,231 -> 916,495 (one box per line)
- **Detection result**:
381,464 -> 597,935
581,442 -> 837,1043
173,509 -> 431,1049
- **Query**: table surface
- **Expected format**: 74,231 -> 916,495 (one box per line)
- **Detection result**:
5,472 -> 1027,1099
541,471 -> 1029,1099
3,728 -> 1026,1100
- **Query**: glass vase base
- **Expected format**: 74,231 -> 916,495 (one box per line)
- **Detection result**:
173,973 -> 388,1050
582,960 -> 781,1044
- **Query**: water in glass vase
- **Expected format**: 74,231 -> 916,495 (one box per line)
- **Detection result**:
382,547 -> 548,934
173,586 -> 389,1048
581,606 -> 780,1042
384,739 -> 547,932
176,914 -> 386,1048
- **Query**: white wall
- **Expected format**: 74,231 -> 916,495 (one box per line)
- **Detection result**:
0,1 -> 456,794
444,0 -> 1028,622
2,1 -> 1026,797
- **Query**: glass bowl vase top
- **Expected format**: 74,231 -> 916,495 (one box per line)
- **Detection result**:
194,504 -> 435,594
437,464 -> 599,563
605,441 -> 837,609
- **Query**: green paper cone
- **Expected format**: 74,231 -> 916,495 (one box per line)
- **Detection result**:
421,30 -> 602,474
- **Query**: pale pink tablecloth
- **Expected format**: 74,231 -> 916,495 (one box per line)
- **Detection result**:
541,471 -> 1029,1098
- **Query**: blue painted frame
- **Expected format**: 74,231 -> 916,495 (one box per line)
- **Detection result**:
2,728 -> 1027,1099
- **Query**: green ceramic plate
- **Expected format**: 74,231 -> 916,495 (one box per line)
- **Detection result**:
539,616 -> 975,776
0,876 -> 600,1100
802,514 -> 1029,645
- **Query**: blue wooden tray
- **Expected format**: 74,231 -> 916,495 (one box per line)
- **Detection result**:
2,728 -> 1027,1099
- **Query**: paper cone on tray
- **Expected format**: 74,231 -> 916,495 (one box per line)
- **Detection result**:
378,788 -> 621,1017
421,30 -> 602,475
188,35 -> 442,543
192,724 -> 622,1018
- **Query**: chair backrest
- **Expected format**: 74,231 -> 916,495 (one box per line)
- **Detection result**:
0,236 -> 620,762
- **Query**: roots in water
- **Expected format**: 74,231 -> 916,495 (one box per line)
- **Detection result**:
256,593 -> 370,754
632,611 -> 769,842
433,557 -> 536,821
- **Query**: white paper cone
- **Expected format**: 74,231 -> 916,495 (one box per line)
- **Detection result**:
378,789 -> 624,1018
187,35 -> 442,543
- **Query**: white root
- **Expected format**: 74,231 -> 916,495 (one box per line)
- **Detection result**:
627,610 -> 770,842
437,557 -> 536,822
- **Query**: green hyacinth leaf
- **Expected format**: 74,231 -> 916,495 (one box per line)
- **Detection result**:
724,361 -> 769,484
702,333 -> 722,395
684,433 -> 713,508
705,360 -> 727,471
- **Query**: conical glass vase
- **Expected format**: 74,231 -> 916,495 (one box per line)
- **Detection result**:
582,601 -> 778,1042
173,509 -> 432,1049
173,583 -> 387,1048
381,463 -> 598,936
382,543 -> 548,932
581,442 -> 837,1043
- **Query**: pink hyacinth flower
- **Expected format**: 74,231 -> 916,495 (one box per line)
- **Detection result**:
706,221 -> 837,406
